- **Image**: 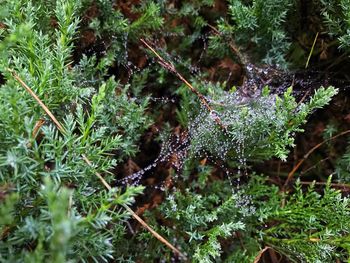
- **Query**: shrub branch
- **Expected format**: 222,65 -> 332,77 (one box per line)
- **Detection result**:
140,38 -> 227,132
8,68 -> 186,260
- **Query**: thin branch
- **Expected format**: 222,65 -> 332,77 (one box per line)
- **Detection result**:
300,181 -> 350,189
207,24 -> 248,67
8,68 -> 66,134
305,32 -> 319,69
253,246 -> 271,263
32,118 -> 46,138
283,129 -> 350,188
299,157 -> 330,176
140,38 -> 227,132
207,24 -> 258,90
9,68 -> 186,260
82,155 -> 187,260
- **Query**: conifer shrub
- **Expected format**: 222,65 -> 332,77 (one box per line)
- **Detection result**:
187,86 -> 337,161
214,0 -> 294,67
0,1 -> 150,261
0,0 -> 349,262
321,0 -> 350,51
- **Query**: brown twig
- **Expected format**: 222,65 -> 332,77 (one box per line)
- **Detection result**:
268,249 -> 280,263
283,129 -> 350,188
253,246 -> 271,263
207,24 -> 259,91
9,68 -> 187,261
82,155 -> 187,260
32,118 -> 46,139
300,181 -> 350,190
299,157 -> 330,176
207,24 -> 248,66
140,38 -> 227,132
8,68 -> 66,133
296,90 -> 310,108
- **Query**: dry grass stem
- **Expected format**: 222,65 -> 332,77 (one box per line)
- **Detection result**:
284,129 -> 350,188
140,38 -> 227,132
9,68 -> 186,261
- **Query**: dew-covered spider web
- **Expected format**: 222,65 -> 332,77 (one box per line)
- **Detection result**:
111,35 -> 238,188
95,31 -> 349,192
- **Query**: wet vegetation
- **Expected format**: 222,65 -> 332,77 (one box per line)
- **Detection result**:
1,0 -> 350,262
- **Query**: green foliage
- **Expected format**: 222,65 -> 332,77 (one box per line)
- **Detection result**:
261,177 -> 350,262
124,171 -> 350,262
129,2 -> 164,36
0,0 -> 347,262
188,86 -> 338,161
0,193 -> 18,226
0,0 -> 82,109
123,165 -> 252,262
0,0 -> 151,261
335,136 -> 350,182
215,0 -> 295,67
321,0 -> 350,51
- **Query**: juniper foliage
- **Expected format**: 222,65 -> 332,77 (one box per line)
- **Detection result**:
0,0 -> 150,261
212,0 -> 295,67
321,0 -> 350,51
0,0 -> 349,262
187,86 -> 337,161
259,177 -> 350,262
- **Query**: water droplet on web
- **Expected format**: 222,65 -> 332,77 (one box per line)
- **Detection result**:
105,33 -> 279,201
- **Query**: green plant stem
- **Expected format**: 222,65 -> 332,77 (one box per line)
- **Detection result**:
305,32 -> 319,69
